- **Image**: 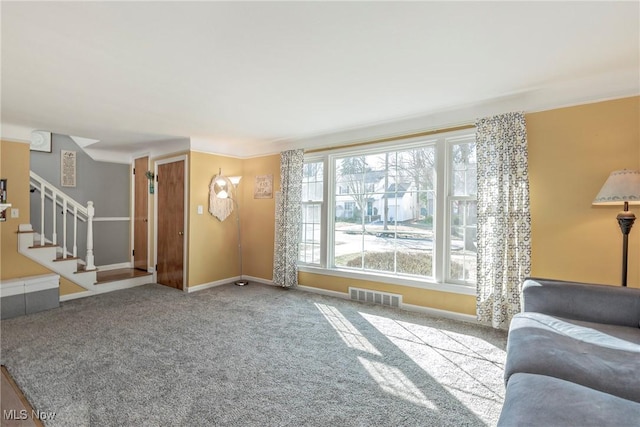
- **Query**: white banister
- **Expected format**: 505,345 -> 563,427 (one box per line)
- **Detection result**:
73,205 -> 78,258
51,189 -> 57,245
62,199 -> 68,257
85,201 -> 95,271
40,182 -> 45,246
30,171 -> 91,266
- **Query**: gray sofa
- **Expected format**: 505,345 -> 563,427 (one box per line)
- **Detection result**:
498,278 -> 640,426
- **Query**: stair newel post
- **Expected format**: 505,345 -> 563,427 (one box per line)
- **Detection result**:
73,205 -> 78,258
62,199 -> 68,258
86,201 -> 95,271
51,190 -> 57,245
40,182 -> 45,246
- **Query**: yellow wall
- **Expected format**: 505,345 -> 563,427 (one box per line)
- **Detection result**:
527,96 -> 640,288
0,140 -> 84,295
4,95 -> 639,306
299,271 -> 477,315
241,155 -> 280,280
187,151 -> 243,286
186,152 -> 280,286
295,96 -> 640,313
157,148 -> 475,314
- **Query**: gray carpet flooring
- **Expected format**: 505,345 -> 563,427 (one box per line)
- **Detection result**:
1,283 -> 507,426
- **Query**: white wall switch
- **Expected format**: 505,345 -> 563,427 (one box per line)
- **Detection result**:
197,205 -> 203,215
10,208 -> 19,218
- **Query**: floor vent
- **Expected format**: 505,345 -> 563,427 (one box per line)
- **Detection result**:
349,287 -> 402,308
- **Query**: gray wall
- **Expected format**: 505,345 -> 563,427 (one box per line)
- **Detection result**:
30,134 -> 130,266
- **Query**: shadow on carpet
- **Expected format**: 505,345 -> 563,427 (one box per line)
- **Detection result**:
1,283 -> 507,426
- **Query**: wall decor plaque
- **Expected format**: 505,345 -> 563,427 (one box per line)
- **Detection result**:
61,150 -> 77,187
254,174 -> 273,199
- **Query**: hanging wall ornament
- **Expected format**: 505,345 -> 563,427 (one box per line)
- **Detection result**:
209,174 -> 234,221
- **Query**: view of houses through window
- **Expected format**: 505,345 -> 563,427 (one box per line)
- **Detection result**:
300,161 -> 324,265
300,130 -> 477,287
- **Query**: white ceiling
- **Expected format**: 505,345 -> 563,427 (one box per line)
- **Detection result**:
2,1 -> 639,160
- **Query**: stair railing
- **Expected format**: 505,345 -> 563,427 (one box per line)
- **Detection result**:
29,171 -> 96,270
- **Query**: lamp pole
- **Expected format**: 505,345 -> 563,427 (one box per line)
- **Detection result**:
211,171 -> 247,286
617,201 -> 636,287
593,170 -> 640,287
230,178 -> 247,286
233,198 -> 247,286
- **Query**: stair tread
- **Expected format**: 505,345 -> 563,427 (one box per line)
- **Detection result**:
96,268 -> 152,284
53,256 -> 80,262
75,265 -> 98,274
28,243 -> 57,249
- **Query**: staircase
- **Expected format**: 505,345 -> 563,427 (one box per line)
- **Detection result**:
18,224 -> 99,289
18,172 -> 151,298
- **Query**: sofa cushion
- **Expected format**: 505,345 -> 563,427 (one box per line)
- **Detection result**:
522,278 -> 640,327
505,312 -> 640,402
498,373 -> 640,427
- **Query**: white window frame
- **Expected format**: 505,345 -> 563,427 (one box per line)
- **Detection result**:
300,201 -> 323,265
444,134 -> 478,285
298,129 -> 476,296
299,157 -> 327,268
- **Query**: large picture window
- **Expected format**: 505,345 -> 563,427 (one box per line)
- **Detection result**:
299,129 -> 476,291
333,147 -> 437,278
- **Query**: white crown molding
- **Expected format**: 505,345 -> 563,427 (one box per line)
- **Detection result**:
1,123 -> 33,143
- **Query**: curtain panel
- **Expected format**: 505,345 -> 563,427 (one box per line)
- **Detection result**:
273,149 -> 304,287
476,112 -> 532,329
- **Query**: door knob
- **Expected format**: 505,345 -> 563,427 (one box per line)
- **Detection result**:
178,231 -> 184,236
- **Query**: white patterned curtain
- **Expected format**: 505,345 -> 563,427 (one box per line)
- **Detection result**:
273,149 -> 304,287
476,112 -> 531,329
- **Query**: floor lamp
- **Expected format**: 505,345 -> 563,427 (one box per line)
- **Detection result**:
210,170 -> 248,286
593,169 -> 640,287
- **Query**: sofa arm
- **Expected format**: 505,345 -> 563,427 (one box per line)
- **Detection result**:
522,278 -> 640,327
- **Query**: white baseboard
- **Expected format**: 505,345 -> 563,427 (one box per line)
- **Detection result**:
59,277 -> 150,302
60,290 -> 93,302
97,262 -> 133,271
241,275 -> 273,286
297,284 -> 477,323
297,285 -> 350,300
59,274 -> 477,324
401,302 -> 478,323
187,277 -> 238,293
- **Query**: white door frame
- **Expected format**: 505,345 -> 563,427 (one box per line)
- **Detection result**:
153,154 -> 189,292
131,153 -> 153,272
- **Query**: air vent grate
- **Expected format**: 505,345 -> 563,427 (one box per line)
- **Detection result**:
349,287 -> 401,308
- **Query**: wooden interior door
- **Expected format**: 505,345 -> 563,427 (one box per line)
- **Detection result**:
157,160 -> 185,290
133,156 -> 149,271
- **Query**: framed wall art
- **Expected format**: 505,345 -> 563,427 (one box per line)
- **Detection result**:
254,174 -> 273,199
61,150 -> 77,187
30,131 -> 52,152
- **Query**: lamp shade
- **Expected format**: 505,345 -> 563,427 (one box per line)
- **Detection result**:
593,170 -> 640,206
229,176 -> 242,186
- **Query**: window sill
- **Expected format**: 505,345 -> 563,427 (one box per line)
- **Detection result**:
298,265 -> 476,296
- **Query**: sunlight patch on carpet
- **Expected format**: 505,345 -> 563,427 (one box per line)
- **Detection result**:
315,303 -> 381,355
358,356 -> 437,410
360,312 -> 505,424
